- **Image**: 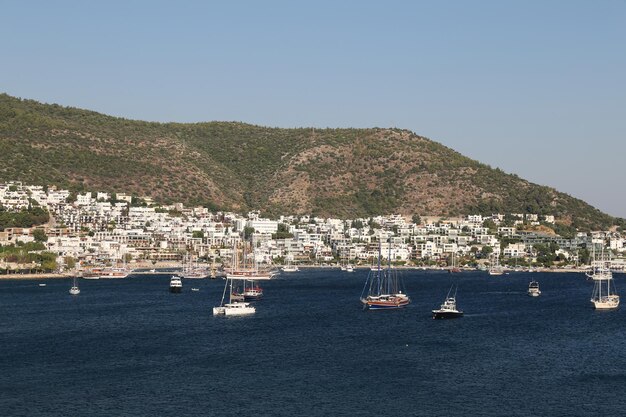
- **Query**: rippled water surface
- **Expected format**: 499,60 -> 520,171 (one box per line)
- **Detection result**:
1,270 -> 625,416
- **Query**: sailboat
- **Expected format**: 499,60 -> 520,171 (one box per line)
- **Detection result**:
432,285 -> 463,319
226,240 -> 272,280
213,276 -> 256,316
488,254 -> 504,276
69,274 -> 80,295
282,256 -> 299,272
360,241 -> 410,310
180,252 -> 209,279
243,279 -> 263,300
448,252 -> 461,273
587,245 -> 619,310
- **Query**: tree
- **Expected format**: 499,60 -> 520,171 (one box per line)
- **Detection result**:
412,214 -> 421,225
192,231 -> 204,239
482,219 -> 497,232
244,226 -> 255,240
64,256 -> 76,270
351,220 -> 364,229
481,246 -> 493,257
273,223 -> 293,239
32,229 -> 48,243
579,248 -> 590,265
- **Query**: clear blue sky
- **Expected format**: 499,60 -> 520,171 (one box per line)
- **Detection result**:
2,1 -> 625,217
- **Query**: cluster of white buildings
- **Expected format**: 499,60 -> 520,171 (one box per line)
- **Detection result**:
1,181 -> 625,271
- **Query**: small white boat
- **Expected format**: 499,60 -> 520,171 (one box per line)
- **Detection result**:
191,288 -> 200,292
39,283 -> 47,287
169,275 -> 182,293
345,264 -> 354,273
282,265 -> 299,272
69,274 -> 80,295
527,280 -> 541,297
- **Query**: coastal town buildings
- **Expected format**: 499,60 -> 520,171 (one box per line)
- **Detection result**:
1,181 -> 625,273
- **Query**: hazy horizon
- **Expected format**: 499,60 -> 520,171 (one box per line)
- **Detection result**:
2,1 -> 625,217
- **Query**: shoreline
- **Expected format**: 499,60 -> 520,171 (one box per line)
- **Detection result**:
0,273 -> 73,280
0,267 -> 597,280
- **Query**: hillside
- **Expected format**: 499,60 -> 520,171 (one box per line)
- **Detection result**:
0,93 -> 622,230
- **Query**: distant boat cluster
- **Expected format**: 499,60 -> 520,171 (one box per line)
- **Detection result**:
213,240 -> 277,316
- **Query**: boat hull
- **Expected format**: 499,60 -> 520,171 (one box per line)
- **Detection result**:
214,303 -> 256,316
243,294 -> 263,301
592,297 -> 620,310
528,290 -> 541,297
432,310 -> 463,319
69,287 -> 80,295
361,297 -> 411,310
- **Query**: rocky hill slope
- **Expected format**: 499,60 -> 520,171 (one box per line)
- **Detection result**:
0,93 -> 620,230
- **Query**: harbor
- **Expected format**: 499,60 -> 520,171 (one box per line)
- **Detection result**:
1,269 -> 624,416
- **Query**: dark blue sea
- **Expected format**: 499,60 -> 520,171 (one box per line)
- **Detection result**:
1,270 -> 625,416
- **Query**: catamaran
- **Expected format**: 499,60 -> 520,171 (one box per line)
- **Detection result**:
587,245 -> 619,310
360,241 -> 410,310
213,276 -> 256,316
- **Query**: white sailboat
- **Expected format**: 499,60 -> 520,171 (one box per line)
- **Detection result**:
282,256 -> 299,272
69,274 -> 80,295
587,245 -> 619,310
180,252 -> 209,279
213,276 -> 256,316
488,254 -> 504,276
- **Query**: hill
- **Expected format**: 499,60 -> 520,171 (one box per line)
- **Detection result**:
0,93 -> 622,230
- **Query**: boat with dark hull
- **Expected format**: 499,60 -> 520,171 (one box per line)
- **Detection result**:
432,286 -> 463,319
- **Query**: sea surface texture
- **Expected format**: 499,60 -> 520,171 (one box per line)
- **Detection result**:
1,270 -> 625,416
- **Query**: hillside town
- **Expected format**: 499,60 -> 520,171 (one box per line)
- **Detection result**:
1,181 -> 625,274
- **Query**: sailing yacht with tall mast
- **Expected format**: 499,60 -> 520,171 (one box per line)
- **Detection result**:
180,252 -> 209,279
213,275 -> 256,316
360,241 -> 410,310
488,253 -> 504,276
587,245 -> 619,310
226,240 -> 272,280
448,251 -> 461,273
282,256 -> 299,272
